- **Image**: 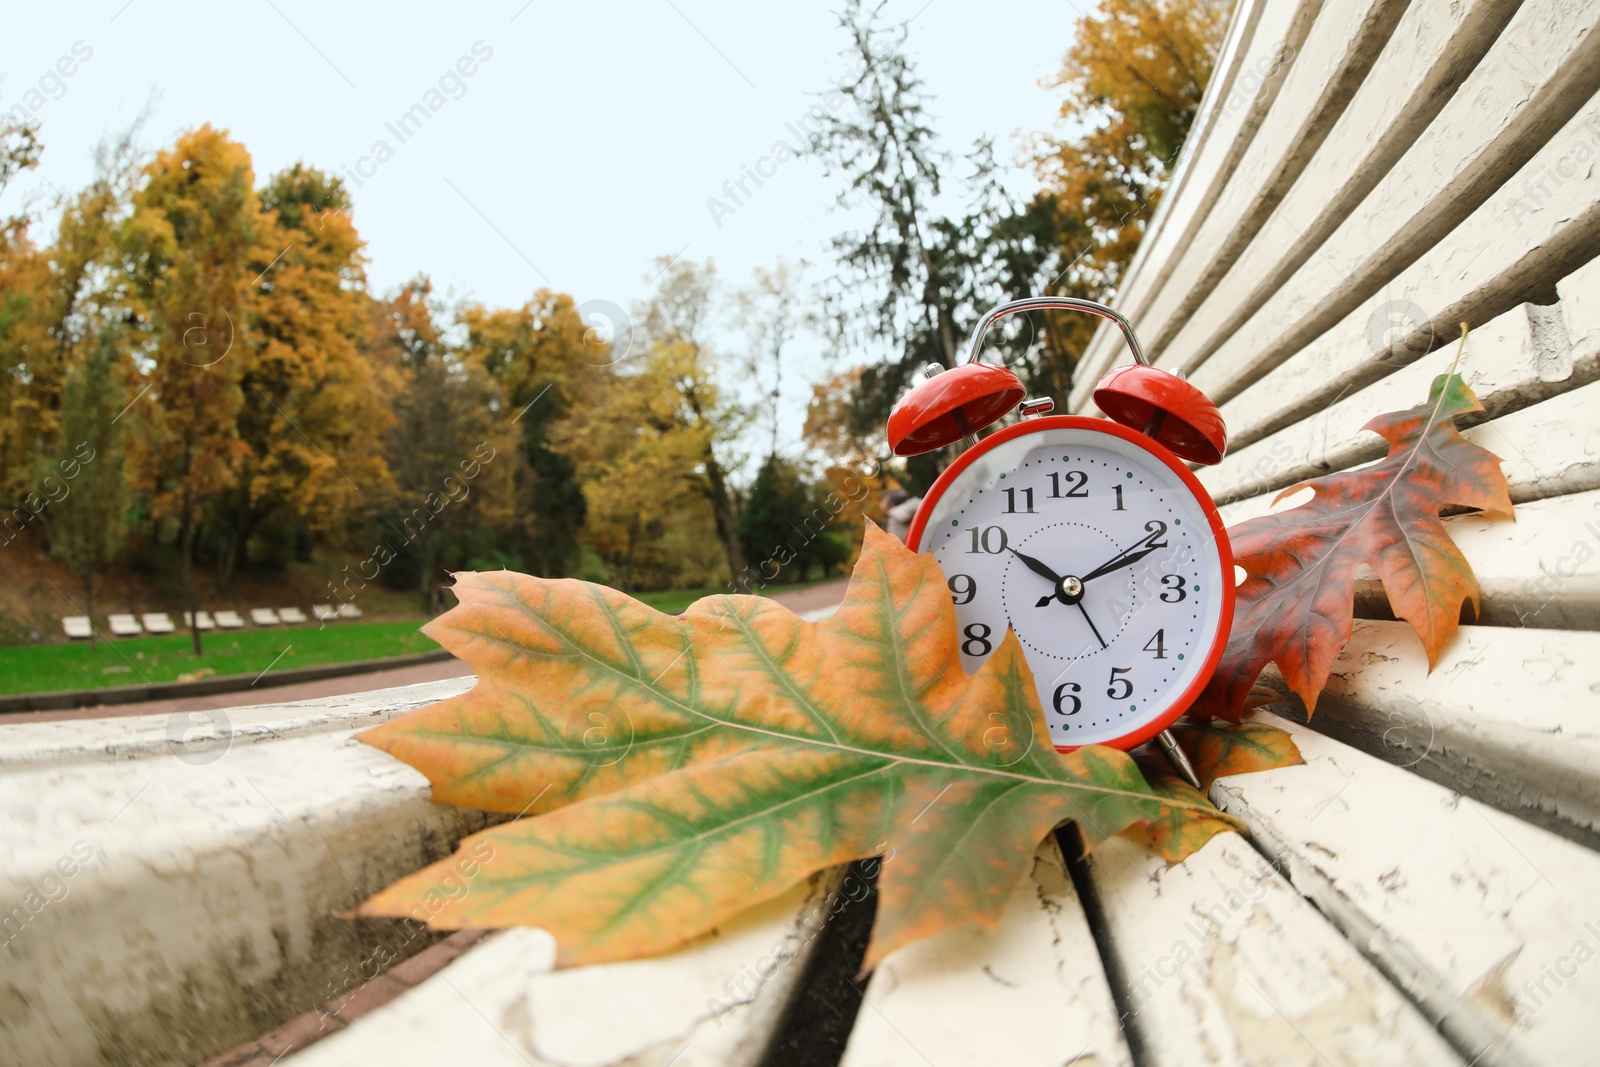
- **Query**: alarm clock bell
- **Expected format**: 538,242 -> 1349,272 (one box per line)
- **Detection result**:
887,296 -> 1226,467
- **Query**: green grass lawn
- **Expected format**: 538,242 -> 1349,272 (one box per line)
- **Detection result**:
0,620 -> 439,696
0,577 -> 844,697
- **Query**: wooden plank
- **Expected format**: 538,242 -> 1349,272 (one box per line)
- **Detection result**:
1219,480 -> 1600,630
1188,0 -> 1600,414
1132,0 -> 1430,365
1201,306 -> 1529,505
1212,710 -> 1600,1067
1078,829 -> 1461,1066
840,840 -> 1131,1067
284,870 -> 847,1067
1465,377 -> 1600,503
1069,0 -> 1321,409
0,675 -> 473,767
1201,309 -> 1600,508
1273,619 -> 1600,847
0,680 -> 492,1067
1212,76 -> 1600,456
1153,0 -> 1528,386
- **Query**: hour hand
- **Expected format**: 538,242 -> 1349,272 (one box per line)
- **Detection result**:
1008,547 -> 1062,585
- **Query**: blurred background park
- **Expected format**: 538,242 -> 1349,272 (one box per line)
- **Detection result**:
0,0 -> 1228,694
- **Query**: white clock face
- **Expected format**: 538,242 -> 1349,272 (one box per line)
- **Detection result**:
912,424 -> 1228,748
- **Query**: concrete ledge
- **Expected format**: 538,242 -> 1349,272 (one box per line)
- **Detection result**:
0,649 -> 455,715
0,679 -> 495,1067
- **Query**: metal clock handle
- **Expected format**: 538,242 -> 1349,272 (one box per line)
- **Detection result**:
963,296 -> 1151,367
965,296 -> 1201,791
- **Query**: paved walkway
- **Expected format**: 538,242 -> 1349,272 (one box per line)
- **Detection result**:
8,579 -> 853,725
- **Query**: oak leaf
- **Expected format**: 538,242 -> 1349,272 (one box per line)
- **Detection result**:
1168,719 -> 1303,791
1119,720 -> 1301,856
1195,373 -> 1512,720
358,524 -> 1236,969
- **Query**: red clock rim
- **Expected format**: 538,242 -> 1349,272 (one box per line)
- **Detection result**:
904,414 -> 1235,754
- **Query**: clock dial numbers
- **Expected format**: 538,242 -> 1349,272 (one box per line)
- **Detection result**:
1002,486 -> 1035,513
966,526 -> 1009,554
961,623 -> 993,657
1047,470 -> 1088,498
923,429 -> 1225,748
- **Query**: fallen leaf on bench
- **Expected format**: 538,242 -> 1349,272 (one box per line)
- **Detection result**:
1168,718 -> 1302,791
1194,371 -> 1512,721
1117,720 -> 1301,856
357,523 -> 1238,969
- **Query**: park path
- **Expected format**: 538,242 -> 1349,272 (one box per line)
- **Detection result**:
7,579 -> 852,725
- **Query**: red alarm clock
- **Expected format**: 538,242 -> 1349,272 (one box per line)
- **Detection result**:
887,297 -> 1233,786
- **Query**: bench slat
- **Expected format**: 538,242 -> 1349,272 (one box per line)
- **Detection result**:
1079,829 -> 1461,1066
1130,0 -> 1437,370
1207,333 -> 1600,514
1213,711 -> 1600,1067
0,681 -> 490,1067
1202,306 -> 1528,509
1218,479 -> 1600,630
1188,0 -> 1600,415
1204,82 -> 1600,454
1276,618 -> 1600,847
283,872 -> 845,1067
840,840 -> 1131,1067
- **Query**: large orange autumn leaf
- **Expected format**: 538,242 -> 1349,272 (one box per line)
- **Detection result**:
357,524 -> 1237,969
1195,373 -> 1512,720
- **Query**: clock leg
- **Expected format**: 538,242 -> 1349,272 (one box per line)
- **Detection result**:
1155,729 -> 1201,790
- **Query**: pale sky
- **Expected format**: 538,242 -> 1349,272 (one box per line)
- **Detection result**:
1,0 -> 1084,465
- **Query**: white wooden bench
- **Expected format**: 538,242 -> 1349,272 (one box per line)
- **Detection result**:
5,0 -> 1600,1063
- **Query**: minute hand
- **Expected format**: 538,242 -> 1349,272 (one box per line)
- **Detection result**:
1080,539 -> 1163,585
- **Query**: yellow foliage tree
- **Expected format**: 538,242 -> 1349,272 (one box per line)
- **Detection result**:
369,278 -> 519,610
558,259 -> 749,590
458,291 -> 594,577
217,164 -> 392,591
120,124 -> 266,653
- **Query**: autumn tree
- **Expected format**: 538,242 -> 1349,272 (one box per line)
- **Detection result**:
370,278 -> 516,611
0,118 -> 49,500
43,327 -> 129,649
216,163 -> 391,591
556,259 -> 748,590
458,291 -> 592,578
808,0 -> 1229,484
635,258 -> 748,583
809,5 -> 1036,490
734,258 -> 806,458
0,113 -> 40,221
121,125 -> 265,654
